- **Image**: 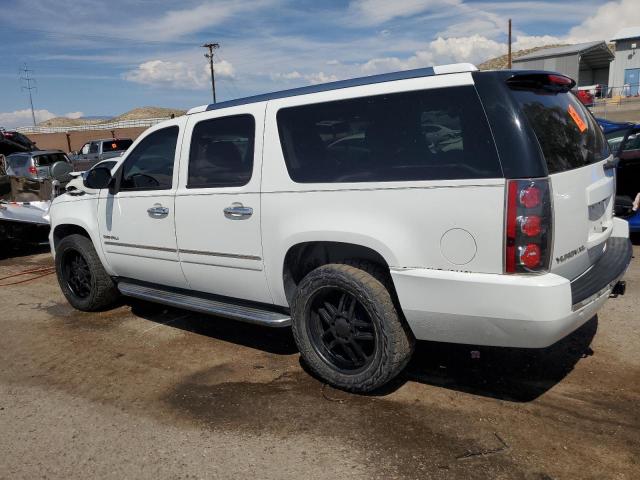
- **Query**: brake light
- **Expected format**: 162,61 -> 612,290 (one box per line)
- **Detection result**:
519,185 -> 540,208
505,178 -> 552,273
28,165 -> 37,175
547,74 -> 573,86
519,215 -> 541,237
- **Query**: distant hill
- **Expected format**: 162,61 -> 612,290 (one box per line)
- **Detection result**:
478,44 -> 568,70
38,107 -> 186,127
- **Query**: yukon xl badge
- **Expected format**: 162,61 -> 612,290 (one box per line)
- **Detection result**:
556,245 -> 585,264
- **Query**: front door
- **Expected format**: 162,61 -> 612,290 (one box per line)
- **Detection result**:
98,120 -> 188,289
174,104 -> 271,303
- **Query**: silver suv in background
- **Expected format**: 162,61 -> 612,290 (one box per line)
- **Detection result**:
71,138 -> 133,171
5,150 -> 73,185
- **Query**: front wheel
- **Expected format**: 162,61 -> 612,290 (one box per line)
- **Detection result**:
291,263 -> 414,392
55,234 -> 119,311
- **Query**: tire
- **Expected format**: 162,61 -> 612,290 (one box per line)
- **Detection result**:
55,234 -> 119,311
291,262 -> 414,392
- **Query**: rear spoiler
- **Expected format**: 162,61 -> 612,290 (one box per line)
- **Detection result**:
506,72 -> 576,93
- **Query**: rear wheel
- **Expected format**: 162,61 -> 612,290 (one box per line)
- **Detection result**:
291,263 -> 414,392
55,234 -> 119,311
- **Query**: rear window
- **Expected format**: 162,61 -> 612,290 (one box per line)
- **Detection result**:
102,139 -> 133,152
7,155 -> 28,169
276,86 -> 502,183
510,88 -> 609,174
34,153 -> 68,166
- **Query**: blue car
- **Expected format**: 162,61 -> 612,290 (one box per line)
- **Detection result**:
596,117 -> 640,233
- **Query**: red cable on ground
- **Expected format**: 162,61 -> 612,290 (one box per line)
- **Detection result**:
0,270 -> 55,287
0,266 -> 55,282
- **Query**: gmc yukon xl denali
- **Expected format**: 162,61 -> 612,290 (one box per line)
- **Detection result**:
49,64 -> 632,392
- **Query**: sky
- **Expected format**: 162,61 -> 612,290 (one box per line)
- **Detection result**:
0,0 -> 638,129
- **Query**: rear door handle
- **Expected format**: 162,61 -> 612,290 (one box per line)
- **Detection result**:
147,204 -> 169,217
224,202 -> 253,220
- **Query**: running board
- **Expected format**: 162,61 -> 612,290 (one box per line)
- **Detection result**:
117,281 -> 291,328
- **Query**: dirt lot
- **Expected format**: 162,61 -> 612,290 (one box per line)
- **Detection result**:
1,244 -> 639,479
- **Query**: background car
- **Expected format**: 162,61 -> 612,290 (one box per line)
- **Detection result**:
70,138 -> 132,171
5,150 -> 74,185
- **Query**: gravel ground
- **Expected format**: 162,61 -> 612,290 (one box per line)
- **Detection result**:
0,244 -> 638,479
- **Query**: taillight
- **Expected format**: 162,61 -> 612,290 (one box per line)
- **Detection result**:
505,178 -> 552,273
28,165 -> 37,175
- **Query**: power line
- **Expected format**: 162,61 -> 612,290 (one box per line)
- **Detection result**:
202,43 -> 220,103
19,64 -> 37,127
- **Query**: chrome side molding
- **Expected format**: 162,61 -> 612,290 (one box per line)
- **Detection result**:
118,281 -> 291,327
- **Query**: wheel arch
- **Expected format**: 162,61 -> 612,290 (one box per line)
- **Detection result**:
281,240 -> 396,306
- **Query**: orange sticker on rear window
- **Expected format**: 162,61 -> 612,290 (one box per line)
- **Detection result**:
568,104 -> 587,133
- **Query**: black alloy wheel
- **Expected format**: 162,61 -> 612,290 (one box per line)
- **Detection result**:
307,287 -> 377,374
61,249 -> 92,299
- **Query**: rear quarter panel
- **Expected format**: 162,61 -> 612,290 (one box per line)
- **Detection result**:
261,73 -> 505,306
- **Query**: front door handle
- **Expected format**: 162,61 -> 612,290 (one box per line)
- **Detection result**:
147,204 -> 169,217
224,202 -> 253,220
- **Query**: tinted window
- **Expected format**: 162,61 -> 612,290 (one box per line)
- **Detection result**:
102,139 -> 133,152
120,127 -> 178,191
509,89 -> 609,174
276,86 -> 501,183
89,142 -> 99,154
188,115 -> 254,188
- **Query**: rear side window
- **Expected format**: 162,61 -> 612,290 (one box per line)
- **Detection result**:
102,139 -> 133,152
509,89 -> 609,174
120,126 -> 178,191
276,86 -> 502,183
188,115 -> 255,188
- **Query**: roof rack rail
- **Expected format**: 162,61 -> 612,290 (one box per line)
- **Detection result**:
187,63 -> 477,115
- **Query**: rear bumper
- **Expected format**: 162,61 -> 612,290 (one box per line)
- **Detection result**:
391,220 -> 632,348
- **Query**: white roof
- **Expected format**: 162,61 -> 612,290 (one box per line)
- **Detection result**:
611,26 -> 640,41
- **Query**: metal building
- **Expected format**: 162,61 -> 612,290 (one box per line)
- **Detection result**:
512,41 -> 614,87
608,27 -> 640,96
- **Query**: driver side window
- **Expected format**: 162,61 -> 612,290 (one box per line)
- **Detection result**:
120,126 -> 179,191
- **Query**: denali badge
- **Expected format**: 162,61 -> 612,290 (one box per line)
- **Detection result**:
103,235 -> 119,241
555,245 -> 585,264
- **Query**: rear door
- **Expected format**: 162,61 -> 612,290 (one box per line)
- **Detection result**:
174,104 -> 271,303
509,81 -> 613,279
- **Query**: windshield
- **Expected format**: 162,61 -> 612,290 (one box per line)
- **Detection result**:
102,139 -> 133,152
509,89 -> 609,174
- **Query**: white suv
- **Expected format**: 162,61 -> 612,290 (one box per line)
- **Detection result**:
50,63 -> 632,392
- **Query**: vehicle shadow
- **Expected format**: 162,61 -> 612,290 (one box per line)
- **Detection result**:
630,232 -> 640,245
127,299 -> 298,356
0,241 -> 50,261
128,298 -> 598,403
393,316 -> 599,402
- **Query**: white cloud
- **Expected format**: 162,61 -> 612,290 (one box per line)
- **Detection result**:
270,70 -> 338,85
130,0 -> 273,41
123,59 -> 235,89
0,109 -> 57,129
567,0 -> 639,42
348,0 -> 459,26
361,35 -> 506,74
64,111 -> 84,119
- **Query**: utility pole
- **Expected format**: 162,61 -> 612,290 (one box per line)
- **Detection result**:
202,43 -> 220,103
19,63 -> 37,127
507,19 -> 512,69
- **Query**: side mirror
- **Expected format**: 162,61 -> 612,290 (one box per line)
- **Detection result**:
84,167 -> 112,189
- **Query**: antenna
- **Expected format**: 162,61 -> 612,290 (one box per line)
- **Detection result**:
19,63 -> 38,127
